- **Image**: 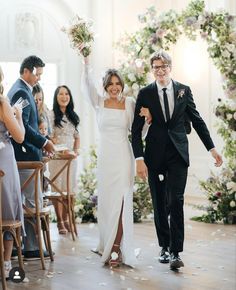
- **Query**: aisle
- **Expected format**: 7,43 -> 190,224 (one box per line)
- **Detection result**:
6,205 -> 236,290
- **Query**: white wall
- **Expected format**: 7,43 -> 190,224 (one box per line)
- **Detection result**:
0,0 -> 234,198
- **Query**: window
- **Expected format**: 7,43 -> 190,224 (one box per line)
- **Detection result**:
0,61 -> 57,110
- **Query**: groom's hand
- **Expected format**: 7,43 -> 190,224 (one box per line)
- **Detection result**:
210,148 -> 223,167
136,159 -> 148,180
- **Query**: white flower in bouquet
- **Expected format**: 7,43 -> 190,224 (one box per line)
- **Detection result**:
62,15 -> 94,57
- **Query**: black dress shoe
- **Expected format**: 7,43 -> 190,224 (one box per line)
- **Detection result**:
170,253 -> 184,270
24,250 -> 55,261
159,247 -> 170,263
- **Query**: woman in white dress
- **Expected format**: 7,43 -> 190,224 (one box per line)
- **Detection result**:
81,58 -> 151,267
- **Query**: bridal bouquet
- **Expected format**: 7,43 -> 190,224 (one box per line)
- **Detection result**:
62,15 -> 94,57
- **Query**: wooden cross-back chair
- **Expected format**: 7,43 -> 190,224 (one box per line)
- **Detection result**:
0,170 -> 24,289
43,153 -> 78,241
17,161 -> 54,270
0,170 -> 7,290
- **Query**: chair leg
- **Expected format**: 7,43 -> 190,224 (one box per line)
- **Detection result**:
16,227 -> 24,270
42,220 -> 48,252
67,205 -> 75,241
36,216 -> 45,270
0,232 -> 7,290
71,197 -> 78,237
45,215 -> 54,262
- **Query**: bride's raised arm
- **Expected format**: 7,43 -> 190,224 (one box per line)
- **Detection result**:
81,58 -> 103,109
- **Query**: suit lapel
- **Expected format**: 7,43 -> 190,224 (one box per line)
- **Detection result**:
150,82 -> 165,123
19,79 -> 39,123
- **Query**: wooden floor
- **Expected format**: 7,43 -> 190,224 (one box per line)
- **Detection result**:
3,205 -> 236,290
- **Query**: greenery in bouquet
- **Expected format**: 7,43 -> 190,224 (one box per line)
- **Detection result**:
74,147 -> 98,223
62,15 -> 94,57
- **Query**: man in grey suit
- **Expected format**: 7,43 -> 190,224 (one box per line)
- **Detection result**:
8,55 -> 55,259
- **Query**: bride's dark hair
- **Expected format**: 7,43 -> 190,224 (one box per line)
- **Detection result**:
103,69 -> 124,92
53,85 -> 80,129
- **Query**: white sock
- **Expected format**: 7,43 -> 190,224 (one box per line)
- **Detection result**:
4,260 -> 12,269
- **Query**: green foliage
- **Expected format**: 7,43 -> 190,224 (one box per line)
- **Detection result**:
133,177 -> 153,222
74,147 -> 98,223
194,101 -> 236,224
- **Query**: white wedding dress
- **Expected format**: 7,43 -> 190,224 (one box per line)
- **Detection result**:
81,64 -> 138,266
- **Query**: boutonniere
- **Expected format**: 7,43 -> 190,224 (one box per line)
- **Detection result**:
177,89 -> 185,99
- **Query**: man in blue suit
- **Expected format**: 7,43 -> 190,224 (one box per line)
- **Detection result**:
8,55 -> 55,259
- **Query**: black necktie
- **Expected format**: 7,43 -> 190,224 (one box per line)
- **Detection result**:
162,88 -> 170,122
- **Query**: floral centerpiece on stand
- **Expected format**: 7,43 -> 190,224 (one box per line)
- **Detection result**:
62,15 -> 94,57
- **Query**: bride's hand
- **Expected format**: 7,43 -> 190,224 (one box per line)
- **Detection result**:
78,44 -> 89,64
139,107 -> 152,124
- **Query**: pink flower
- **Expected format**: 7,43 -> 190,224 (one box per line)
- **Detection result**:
215,192 -> 222,197
156,29 -> 165,38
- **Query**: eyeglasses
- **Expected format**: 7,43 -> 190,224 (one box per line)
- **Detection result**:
152,64 -> 169,71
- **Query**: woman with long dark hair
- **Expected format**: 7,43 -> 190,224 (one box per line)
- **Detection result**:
49,85 -> 80,234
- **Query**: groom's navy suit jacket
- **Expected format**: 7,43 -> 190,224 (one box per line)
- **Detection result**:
131,80 -> 214,170
8,79 -> 46,161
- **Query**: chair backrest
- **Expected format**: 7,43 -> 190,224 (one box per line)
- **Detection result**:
17,162 -> 44,215
0,170 -> 4,227
0,169 -> 7,290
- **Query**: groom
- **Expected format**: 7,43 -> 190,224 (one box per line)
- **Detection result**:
131,50 -> 222,270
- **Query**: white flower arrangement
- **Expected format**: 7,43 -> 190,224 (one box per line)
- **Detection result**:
177,89 -> 185,99
62,15 -> 94,57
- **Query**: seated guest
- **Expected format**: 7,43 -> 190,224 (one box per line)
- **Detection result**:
49,85 -> 80,234
0,65 -> 25,277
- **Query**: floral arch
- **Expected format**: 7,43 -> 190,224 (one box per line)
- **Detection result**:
117,0 -> 235,101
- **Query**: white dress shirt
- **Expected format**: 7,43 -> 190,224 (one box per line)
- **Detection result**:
136,80 -> 174,160
156,80 -> 174,122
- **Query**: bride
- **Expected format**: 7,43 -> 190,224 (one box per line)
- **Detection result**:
81,56 -> 151,267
